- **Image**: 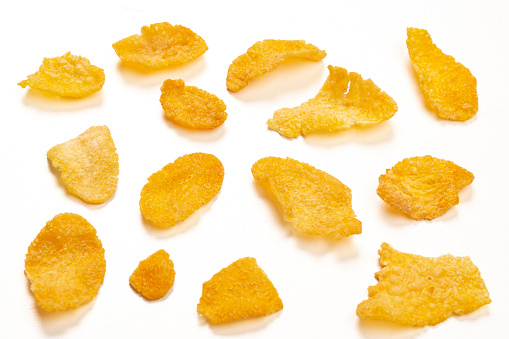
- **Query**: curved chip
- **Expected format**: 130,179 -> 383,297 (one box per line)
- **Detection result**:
267,65 -> 398,138
377,155 -> 474,220
47,126 -> 119,204
407,28 -> 478,121
226,39 -> 326,92
140,152 -> 224,227
197,257 -> 283,324
252,156 -> 361,239
129,250 -> 175,301
356,243 -> 491,326
18,52 -> 105,98
24,213 -> 106,312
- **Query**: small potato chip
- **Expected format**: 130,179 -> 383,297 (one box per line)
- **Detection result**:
140,153 -> 224,227
47,126 -> 119,204
407,28 -> 478,121
24,213 -> 106,312
356,243 -> 491,326
112,22 -> 207,68
197,257 -> 283,324
267,65 -> 398,138
160,79 -> 227,129
252,157 -> 361,239
18,52 -> 105,98
129,250 -> 175,301
226,39 -> 326,92
377,155 -> 474,220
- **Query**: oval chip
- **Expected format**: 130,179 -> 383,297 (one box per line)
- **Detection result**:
129,250 -> 175,301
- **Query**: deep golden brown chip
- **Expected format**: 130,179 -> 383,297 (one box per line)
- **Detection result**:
356,243 -> 491,326
24,213 -> 106,312
18,52 -> 105,98
197,257 -> 283,324
112,22 -> 207,68
226,39 -> 326,92
377,155 -> 474,220
47,126 -> 119,204
140,153 -> 224,227
267,65 -> 398,138
129,250 -> 175,301
407,28 -> 478,121
252,157 -> 361,239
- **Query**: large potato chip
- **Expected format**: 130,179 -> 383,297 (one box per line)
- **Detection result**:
129,250 -> 175,301
356,243 -> 491,326
112,22 -> 208,68
407,28 -> 478,121
226,39 -> 326,92
24,213 -> 106,312
267,65 -> 398,138
47,126 -> 119,204
140,153 -> 224,227
18,52 -> 105,98
197,257 -> 283,324
252,157 -> 361,239
377,155 -> 474,220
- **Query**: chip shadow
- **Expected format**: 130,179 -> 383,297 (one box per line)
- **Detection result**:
198,311 -> 282,336
21,88 -> 103,112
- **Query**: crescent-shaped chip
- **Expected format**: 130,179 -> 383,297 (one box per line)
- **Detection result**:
129,250 -> 175,301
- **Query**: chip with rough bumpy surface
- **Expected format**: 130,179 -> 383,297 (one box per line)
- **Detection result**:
252,156 -> 361,239
356,243 -> 491,326
197,257 -> 283,324
129,250 -> 175,301
24,213 -> 106,311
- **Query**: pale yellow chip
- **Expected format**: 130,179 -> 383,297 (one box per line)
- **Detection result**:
226,39 -> 326,92
18,52 -> 105,98
267,65 -> 398,138
377,155 -> 474,220
252,157 -> 361,239
24,213 -> 106,312
197,257 -> 283,324
129,250 -> 175,301
140,153 -> 224,227
357,243 -> 491,326
47,126 -> 119,204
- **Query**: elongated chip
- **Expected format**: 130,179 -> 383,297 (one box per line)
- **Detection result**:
129,250 -> 175,301
252,157 -> 361,239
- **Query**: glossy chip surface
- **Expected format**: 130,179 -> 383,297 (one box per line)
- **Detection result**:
129,250 -> 175,301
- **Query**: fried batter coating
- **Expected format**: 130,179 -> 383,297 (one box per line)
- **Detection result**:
252,157 -> 361,239
377,155 -> 474,220
197,257 -> 283,324
407,28 -> 478,121
356,243 -> 491,326
267,65 -> 398,138
129,250 -> 175,301
226,39 -> 326,92
24,213 -> 106,312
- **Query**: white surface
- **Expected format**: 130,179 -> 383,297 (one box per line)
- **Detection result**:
1,0 -> 508,338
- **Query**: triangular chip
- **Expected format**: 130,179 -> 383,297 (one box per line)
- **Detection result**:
129,250 -> 175,301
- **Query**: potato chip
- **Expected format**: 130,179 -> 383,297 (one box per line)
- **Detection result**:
407,28 -> 478,121
356,243 -> 491,326
112,22 -> 207,68
267,65 -> 398,138
160,79 -> 227,129
129,250 -> 175,301
226,39 -> 326,92
140,153 -> 224,227
197,257 -> 283,324
18,52 -> 105,98
252,157 -> 361,239
47,126 -> 119,204
24,213 -> 106,312
377,155 -> 474,220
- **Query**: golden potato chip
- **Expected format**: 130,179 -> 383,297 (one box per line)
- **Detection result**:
197,257 -> 283,324
47,126 -> 119,204
356,243 -> 491,326
160,79 -> 227,129
112,22 -> 207,68
252,157 -> 361,239
407,28 -> 478,121
129,250 -> 175,301
18,52 -> 105,98
24,213 -> 106,312
140,153 -> 224,227
267,65 -> 398,138
377,155 -> 474,220
226,39 -> 326,92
